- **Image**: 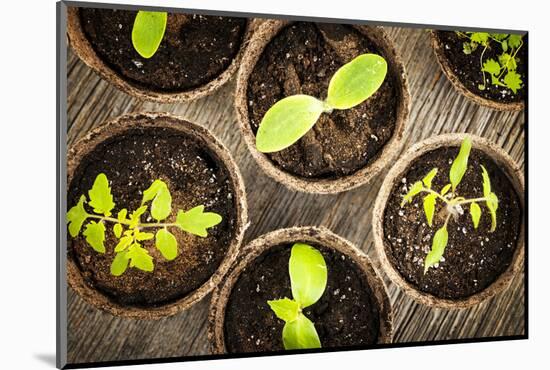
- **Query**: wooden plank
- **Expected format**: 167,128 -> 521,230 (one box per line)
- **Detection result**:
66,25 -> 525,364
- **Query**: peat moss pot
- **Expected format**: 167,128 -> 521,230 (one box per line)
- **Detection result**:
431,31 -> 526,111
235,20 -> 410,193
66,112 -> 247,319
373,134 -> 524,308
209,227 -> 392,353
67,7 -> 258,102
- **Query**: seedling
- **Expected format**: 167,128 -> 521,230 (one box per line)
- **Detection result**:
256,53 -> 387,153
456,32 -> 524,93
401,138 -> 499,273
132,11 -> 168,58
67,173 -> 222,276
267,243 -> 327,350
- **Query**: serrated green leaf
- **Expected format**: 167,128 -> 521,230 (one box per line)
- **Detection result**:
256,95 -> 325,153
401,181 -> 423,206
450,137 -> 472,192
176,205 -> 222,237
490,33 -> 508,41
422,168 -> 438,189
424,225 -> 448,273
83,221 -> 106,253
326,53 -> 387,110
440,184 -> 452,196
498,53 -> 517,71
110,251 -> 130,276
142,180 -> 172,221
503,70 -> 522,93
268,298 -> 301,323
127,244 -> 154,272
129,205 -> 148,229
114,235 -> 133,252
117,208 -> 128,222
88,173 -> 115,217
155,229 -> 178,260
132,11 -> 167,59
507,34 -> 522,49
423,193 -> 437,227
486,192 -> 499,232
470,202 -> 481,229
282,313 -> 321,350
67,195 -> 88,237
482,59 -> 501,76
113,223 -> 123,238
462,42 -> 472,55
289,243 -> 327,308
470,32 -> 489,45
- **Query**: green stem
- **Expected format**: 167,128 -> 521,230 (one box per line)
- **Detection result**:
479,44 -> 488,89
87,214 -> 175,229
420,188 -> 449,204
452,197 -> 489,206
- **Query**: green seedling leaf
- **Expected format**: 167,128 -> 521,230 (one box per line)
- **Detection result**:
256,95 -> 325,153
470,202 -> 481,229
450,137 -> 472,192
462,42 -> 472,55
499,53 -> 517,71
83,221 -> 106,253
282,313 -> 321,350
114,235 -> 133,252
326,53 -> 387,110
507,34 -> 522,49
117,208 -> 128,222
422,168 -> 438,189
480,165 -> 492,197
423,193 -> 437,227
129,205 -> 148,229
490,33 -> 508,41
401,181 -> 423,206
424,225 -> 448,273
127,244 -> 154,272
88,173 -> 115,216
268,298 -> 301,323
135,231 -> 154,241
503,70 -> 522,93
289,243 -> 327,308
113,223 -> 123,238
482,59 -> 501,76
471,32 -> 489,45
142,180 -> 172,221
132,11 -> 167,59
440,184 -> 452,196
110,251 -> 130,276
155,228 -> 178,260
176,205 -> 222,237
486,192 -> 499,232
67,195 -> 88,237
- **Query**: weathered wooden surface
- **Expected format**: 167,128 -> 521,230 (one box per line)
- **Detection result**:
66,26 -> 525,364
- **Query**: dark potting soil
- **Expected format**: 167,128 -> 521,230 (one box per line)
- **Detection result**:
247,22 -> 399,179
434,31 -> 526,103
224,242 -> 381,353
79,8 -> 247,92
383,147 -> 522,299
67,124 -> 238,307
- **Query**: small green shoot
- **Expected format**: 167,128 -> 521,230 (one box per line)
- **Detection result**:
267,243 -> 327,350
67,173 -> 222,276
456,32 -> 524,93
401,138 -> 499,272
132,11 -> 168,59
256,54 -> 387,153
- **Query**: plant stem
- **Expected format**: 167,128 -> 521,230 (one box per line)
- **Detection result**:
420,188 -> 449,204
87,214 -> 176,229
479,44 -> 488,89
452,197 -> 489,206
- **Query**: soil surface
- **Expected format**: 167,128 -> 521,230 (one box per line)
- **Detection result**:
68,124 -> 238,307
247,22 -> 399,179
383,147 -> 522,299
79,8 -> 247,92
434,31 -> 526,103
224,242 -> 381,353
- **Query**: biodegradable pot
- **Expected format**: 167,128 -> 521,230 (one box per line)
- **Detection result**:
67,7 -> 259,102
373,134 -> 524,308
430,30 -> 525,111
209,226 -> 392,353
235,20 -> 410,194
67,112 -> 248,319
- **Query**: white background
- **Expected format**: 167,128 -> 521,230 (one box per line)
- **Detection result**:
0,0 -> 545,368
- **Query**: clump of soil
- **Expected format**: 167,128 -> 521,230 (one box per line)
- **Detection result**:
434,31 -> 526,103
67,125 -> 238,307
224,243 -> 380,353
79,8 -> 247,92
247,22 -> 399,179
383,147 -> 522,299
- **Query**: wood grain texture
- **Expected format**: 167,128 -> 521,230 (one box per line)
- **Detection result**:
66,26 -> 525,364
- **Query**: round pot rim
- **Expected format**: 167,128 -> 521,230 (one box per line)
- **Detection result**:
208,226 -> 393,354
234,20 -> 411,194
67,111 -> 248,319
372,133 -> 525,309
430,30 -> 524,112
66,7 -> 259,103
